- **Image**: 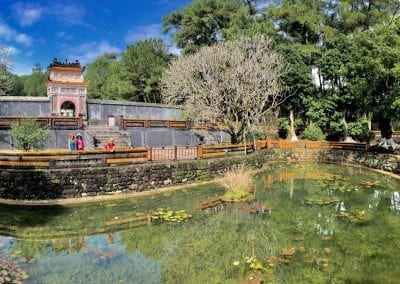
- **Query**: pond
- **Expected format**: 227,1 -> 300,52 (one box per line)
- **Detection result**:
0,163 -> 399,283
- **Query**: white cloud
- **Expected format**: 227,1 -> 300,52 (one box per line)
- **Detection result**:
11,2 -> 44,27
49,3 -> 87,26
11,2 -> 87,27
14,33 -> 33,46
66,41 -> 122,65
0,20 -> 33,46
56,31 -> 73,40
124,24 -> 166,44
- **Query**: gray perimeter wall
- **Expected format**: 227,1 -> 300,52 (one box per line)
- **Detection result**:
0,128 -> 223,149
0,97 -> 190,149
0,129 -> 80,150
0,97 -> 183,121
0,96 -> 50,116
129,128 -> 211,147
0,128 -> 218,149
87,99 -> 183,123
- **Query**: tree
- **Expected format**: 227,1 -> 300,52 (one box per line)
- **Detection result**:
10,118 -> 49,150
347,25 -> 400,138
121,39 -> 171,103
0,44 -> 13,95
8,74 -> 24,96
101,60 -> 134,100
163,0 -> 244,54
20,63 -> 47,96
266,0 -> 327,139
86,53 -> 117,99
334,0 -> 400,33
162,36 -> 286,143
276,44 -> 316,140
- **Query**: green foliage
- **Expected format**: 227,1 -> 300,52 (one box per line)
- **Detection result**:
277,118 -> 289,139
121,39 -> 170,103
222,190 -> 253,202
268,0 -> 326,47
245,128 -> 264,140
294,118 -> 304,130
19,64 -> 48,97
85,53 -> 134,100
8,73 -> 24,95
303,123 -> 324,141
163,0 -> 244,54
10,118 -> 49,150
347,119 -> 374,142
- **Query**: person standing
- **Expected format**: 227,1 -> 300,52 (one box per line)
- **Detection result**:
76,134 -> 84,150
68,134 -> 76,150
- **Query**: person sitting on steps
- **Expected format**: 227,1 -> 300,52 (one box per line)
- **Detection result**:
105,138 -> 116,152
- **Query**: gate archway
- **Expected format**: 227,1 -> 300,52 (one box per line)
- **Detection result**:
60,100 -> 76,117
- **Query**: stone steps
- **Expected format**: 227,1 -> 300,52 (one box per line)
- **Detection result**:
86,125 -> 130,148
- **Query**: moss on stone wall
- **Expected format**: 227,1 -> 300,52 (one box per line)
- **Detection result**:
0,149 -> 398,200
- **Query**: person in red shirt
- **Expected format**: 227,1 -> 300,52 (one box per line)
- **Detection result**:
105,138 -> 116,151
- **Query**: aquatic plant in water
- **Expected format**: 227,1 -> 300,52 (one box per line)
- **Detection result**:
150,209 -> 192,223
338,210 -> 373,224
305,196 -> 341,206
0,257 -> 29,283
217,166 -> 255,202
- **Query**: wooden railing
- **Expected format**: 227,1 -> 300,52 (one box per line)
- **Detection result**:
120,118 -> 191,129
0,147 -> 148,168
200,143 -> 254,158
0,139 -> 371,168
371,131 -> 400,140
258,139 -> 369,151
150,146 -> 198,161
0,116 -> 84,129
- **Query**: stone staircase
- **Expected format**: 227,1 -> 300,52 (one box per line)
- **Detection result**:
191,129 -> 220,144
86,125 -> 131,148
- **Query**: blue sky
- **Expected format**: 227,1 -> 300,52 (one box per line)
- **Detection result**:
0,0 -> 191,75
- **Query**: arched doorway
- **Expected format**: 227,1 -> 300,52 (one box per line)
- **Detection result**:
60,101 -> 76,117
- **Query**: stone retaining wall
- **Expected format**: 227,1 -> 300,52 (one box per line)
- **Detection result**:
0,149 -> 399,200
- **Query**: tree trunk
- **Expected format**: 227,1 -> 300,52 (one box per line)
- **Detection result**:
363,113 -> 372,131
230,133 -> 239,144
379,118 -> 392,139
342,116 -> 355,142
289,110 -> 298,141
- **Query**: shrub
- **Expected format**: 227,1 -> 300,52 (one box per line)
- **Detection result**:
348,119 -> 375,142
277,118 -> 289,139
10,118 -> 49,150
303,123 -> 325,141
217,165 -> 253,193
217,166 -> 254,202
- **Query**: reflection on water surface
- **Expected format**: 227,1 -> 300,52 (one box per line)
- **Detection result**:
0,163 -> 399,283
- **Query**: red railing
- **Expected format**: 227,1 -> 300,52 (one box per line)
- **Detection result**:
0,116 -> 83,129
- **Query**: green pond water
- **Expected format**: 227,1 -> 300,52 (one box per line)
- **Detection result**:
1,163 -> 400,283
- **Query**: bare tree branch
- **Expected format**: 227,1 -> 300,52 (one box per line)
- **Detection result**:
162,35 -> 286,143
0,44 -> 13,96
